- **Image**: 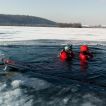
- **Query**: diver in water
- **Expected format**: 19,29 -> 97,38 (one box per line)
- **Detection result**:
0,51 -> 15,71
79,45 -> 93,62
0,55 -> 14,65
60,45 -> 74,61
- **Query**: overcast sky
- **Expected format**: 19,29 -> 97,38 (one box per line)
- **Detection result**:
0,0 -> 106,25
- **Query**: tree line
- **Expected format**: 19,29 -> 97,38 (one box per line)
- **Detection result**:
57,23 -> 82,28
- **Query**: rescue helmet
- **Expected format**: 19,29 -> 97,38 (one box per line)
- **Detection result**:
80,45 -> 89,52
64,45 -> 72,51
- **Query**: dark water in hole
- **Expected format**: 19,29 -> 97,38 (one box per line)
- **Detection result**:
0,40 -> 106,106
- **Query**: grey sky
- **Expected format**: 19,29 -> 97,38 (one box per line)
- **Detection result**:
0,0 -> 106,25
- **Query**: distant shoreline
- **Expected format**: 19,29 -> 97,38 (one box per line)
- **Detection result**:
0,14 -> 105,28
0,14 -> 81,28
0,25 -> 106,28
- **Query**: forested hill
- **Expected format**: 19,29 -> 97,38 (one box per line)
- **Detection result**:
0,14 -> 57,27
0,14 -> 82,27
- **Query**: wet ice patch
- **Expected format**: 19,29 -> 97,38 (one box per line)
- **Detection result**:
82,102 -> 95,106
11,74 -> 51,90
11,80 -> 23,89
23,77 -> 51,90
0,72 -> 51,106
82,94 -> 104,106
0,83 -> 33,106
0,83 -> 7,91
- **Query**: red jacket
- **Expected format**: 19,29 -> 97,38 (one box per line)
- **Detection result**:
60,50 -> 74,61
79,52 -> 93,62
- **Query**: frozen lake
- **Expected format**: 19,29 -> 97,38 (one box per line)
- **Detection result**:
0,26 -> 106,42
0,26 -> 106,106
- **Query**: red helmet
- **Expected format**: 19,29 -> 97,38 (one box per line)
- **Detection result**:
80,45 -> 89,52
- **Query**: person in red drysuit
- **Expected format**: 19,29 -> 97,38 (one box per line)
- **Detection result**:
79,45 -> 93,70
60,45 -> 74,61
79,45 -> 93,62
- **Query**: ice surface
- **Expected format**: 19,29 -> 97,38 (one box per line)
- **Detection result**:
11,74 -> 51,90
0,73 -> 51,106
0,26 -> 106,42
0,26 -> 106,106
